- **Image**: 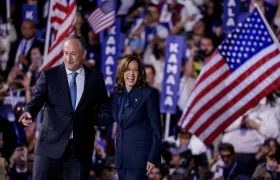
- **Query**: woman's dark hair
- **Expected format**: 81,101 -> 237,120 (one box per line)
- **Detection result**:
115,55 -> 147,93
263,138 -> 280,162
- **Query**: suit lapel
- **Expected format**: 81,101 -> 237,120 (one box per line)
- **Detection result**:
76,66 -> 90,111
59,65 -> 73,112
122,87 -> 143,126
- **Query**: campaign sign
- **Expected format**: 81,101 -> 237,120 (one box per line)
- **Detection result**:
101,18 -> 120,93
223,0 -> 240,33
22,4 -> 38,24
160,35 -> 185,114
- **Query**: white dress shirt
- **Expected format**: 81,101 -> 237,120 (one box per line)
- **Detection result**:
65,67 -> 85,139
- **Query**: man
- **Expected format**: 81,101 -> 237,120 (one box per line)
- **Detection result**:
19,35 -> 113,180
218,143 -> 250,180
5,20 -> 43,79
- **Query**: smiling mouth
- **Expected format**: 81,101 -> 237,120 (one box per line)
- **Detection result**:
127,77 -> 135,83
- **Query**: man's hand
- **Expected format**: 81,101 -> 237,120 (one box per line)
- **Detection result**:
19,112 -> 33,126
18,55 -> 28,65
243,117 -> 260,130
146,162 -> 155,175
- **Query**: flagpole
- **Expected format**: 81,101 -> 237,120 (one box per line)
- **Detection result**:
254,3 -> 280,50
164,113 -> 171,139
6,0 -> 10,30
43,0 -> 54,65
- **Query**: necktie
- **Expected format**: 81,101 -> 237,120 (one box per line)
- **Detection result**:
21,40 -> 28,55
70,72 -> 78,110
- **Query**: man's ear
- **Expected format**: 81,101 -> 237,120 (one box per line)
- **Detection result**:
83,50 -> 87,59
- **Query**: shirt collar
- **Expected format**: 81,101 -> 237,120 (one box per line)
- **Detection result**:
65,66 -> 84,75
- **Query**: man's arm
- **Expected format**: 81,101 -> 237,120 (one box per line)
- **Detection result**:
93,73 -> 114,126
24,71 -> 47,118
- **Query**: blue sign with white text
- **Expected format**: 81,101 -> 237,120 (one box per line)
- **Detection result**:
223,0 -> 240,33
160,35 -> 185,114
101,18 -> 120,93
22,4 -> 38,24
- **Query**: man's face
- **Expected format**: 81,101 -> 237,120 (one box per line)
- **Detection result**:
21,21 -> 35,39
63,39 -> 86,71
145,67 -> 155,85
200,38 -> 214,58
147,6 -> 159,22
220,150 -> 235,167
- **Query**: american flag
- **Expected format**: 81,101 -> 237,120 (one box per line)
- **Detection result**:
178,8 -> 280,145
87,0 -> 115,34
41,0 -> 76,70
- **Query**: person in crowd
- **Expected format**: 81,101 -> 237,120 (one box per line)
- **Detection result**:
18,35 -> 113,180
218,143 -> 250,180
222,92 -> 280,177
5,20 -> 44,79
111,55 -> 162,179
240,0 -> 277,25
144,64 -> 157,89
9,145 -> 31,180
0,23 -> 17,72
252,138 -> 280,179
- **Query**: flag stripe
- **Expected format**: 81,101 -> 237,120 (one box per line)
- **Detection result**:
50,17 -> 64,25
203,75 -> 280,145
94,15 -> 115,32
179,8 -> 280,145
182,44 -> 278,129
184,46 -> 279,130
41,0 -> 76,70
179,57 -> 227,123
53,2 -> 68,12
87,1 -> 115,34
43,26 -> 74,69
194,55 -> 280,136
91,11 -> 114,27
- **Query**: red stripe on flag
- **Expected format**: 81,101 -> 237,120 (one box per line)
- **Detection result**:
50,17 -> 64,24
203,76 -> 280,145
180,57 -> 226,123
42,51 -> 63,70
53,3 -> 68,12
185,49 -> 279,130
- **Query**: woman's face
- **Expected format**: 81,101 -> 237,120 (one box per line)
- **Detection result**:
76,12 -> 84,25
123,60 -> 139,91
267,140 -> 278,157
30,47 -> 41,63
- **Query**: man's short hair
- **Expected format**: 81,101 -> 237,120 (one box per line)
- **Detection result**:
144,64 -> 156,75
65,34 -> 87,50
218,143 -> 235,154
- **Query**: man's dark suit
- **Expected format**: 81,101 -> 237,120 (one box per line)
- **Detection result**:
24,64 -> 113,179
111,86 -> 162,180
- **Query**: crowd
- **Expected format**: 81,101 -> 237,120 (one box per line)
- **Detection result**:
1,0 -> 280,179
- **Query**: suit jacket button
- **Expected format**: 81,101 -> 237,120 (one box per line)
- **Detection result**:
122,140 -> 125,144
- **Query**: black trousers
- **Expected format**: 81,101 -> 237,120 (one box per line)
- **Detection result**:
32,140 -> 91,180
117,168 -> 148,180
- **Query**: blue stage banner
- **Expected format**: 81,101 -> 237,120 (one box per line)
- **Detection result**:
101,18 -> 120,93
223,0 -> 240,33
22,4 -> 38,24
160,35 -> 185,114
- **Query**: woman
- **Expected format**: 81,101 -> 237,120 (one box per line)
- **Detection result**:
111,55 -> 162,180
252,138 -> 280,180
